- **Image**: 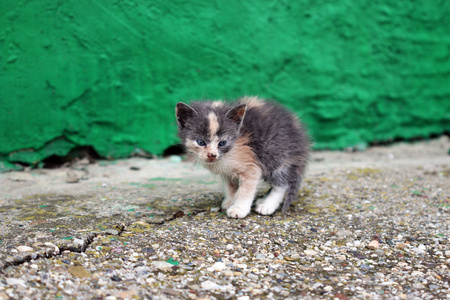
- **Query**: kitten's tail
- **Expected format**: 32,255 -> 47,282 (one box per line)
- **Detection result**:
281,166 -> 304,214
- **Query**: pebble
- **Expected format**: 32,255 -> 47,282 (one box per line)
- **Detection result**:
412,244 -> 426,254
210,262 -> 226,271
12,255 -> 24,264
105,229 -> 119,235
16,246 -> 33,252
65,171 -> 80,183
6,278 -> 27,287
201,280 -> 222,290
73,238 -> 85,247
304,249 -> 318,256
367,240 -> 380,249
151,261 -> 174,271
312,283 -> 323,290
68,266 -> 91,278
255,253 -> 266,260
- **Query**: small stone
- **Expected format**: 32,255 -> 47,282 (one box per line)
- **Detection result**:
324,285 -> 333,292
367,240 -> 380,250
201,280 -> 221,290
6,278 -> 27,287
237,296 -> 250,300
98,279 -> 108,286
211,262 -> 226,271
334,292 -> 350,300
68,266 -> 91,278
304,249 -> 318,256
105,229 -> 119,236
337,255 -> 346,261
66,171 -> 80,183
210,207 -> 220,212
255,253 -> 266,260
312,282 -> 323,290
151,261 -> 174,271
12,255 -> 25,264
397,243 -> 407,249
16,246 -> 33,252
412,245 -> 426,254
273,260 -> 288,264
73,238 -> 85,248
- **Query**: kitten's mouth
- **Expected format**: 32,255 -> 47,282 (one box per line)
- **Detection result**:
205,158 -> 219,163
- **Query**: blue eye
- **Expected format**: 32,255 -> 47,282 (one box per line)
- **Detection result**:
218,140 -> 227,147
196,139 -> 206,146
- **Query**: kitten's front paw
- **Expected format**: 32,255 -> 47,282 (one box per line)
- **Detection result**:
255,199 -> 279,215
227,204 -> 251,219
221,197 -> 234,210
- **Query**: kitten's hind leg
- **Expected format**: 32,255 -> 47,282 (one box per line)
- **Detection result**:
255,186 -> 288,215
221,176 -> 238,210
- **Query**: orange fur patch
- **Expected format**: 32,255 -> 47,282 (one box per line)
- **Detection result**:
240,96 -> 264,108
206,135 -> 262,183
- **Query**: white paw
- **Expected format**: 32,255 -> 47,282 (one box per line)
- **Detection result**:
221,197 -> 234,210
255,199 -> 279,215
227,204 -> 251,219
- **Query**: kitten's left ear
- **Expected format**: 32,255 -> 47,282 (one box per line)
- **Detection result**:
176,102 -> 197,128
226,104 -> 247,124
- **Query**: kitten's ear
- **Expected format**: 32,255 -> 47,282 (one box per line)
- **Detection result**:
176,102 -> 197,128
226,104 -> 247,124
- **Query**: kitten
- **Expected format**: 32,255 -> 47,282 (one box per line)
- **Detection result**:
175,96 -> 309,218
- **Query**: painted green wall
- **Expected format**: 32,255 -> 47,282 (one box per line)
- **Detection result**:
1,1 -> 450,166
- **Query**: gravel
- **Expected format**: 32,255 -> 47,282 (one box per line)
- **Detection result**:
0,137 -> 449,299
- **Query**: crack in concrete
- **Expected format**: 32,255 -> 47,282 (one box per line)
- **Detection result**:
0,208 -> 207,273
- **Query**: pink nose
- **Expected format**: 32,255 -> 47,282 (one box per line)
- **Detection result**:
207,153 -> 217,160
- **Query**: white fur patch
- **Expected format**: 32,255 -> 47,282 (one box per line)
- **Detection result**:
255,186 -> 287,215
208,136 -> 219,158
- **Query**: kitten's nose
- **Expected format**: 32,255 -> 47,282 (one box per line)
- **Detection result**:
207,153 -> 217,160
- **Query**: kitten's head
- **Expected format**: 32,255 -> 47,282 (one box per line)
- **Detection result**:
175,101 -> 247,163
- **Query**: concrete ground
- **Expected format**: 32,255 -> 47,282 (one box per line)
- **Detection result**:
0,137 -> 449,299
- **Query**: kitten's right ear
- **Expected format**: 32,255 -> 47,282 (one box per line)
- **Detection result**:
176,102 -> 197,128
226,104 -> 247,124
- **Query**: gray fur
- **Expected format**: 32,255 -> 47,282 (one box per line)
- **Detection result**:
176,97 -> 310,214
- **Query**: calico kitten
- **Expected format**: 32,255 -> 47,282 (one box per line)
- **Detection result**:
175,96 -> 309,218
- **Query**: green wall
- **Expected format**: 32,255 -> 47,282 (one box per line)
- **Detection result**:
1,0 -> 450,166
